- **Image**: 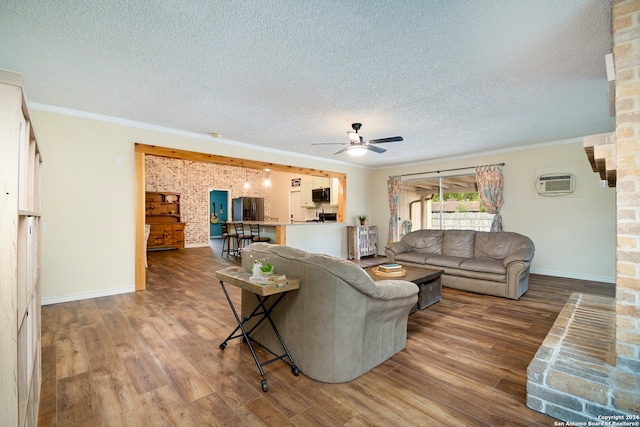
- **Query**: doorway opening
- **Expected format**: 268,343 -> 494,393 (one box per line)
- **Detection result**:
135,143 -> 347,291
209,189 -> 229,238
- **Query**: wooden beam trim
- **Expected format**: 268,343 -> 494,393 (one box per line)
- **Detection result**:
135,151 -> 146,291
135,143 -> 346,179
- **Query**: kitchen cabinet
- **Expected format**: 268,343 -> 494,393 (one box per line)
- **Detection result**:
347,225 -> 378,260
311,177 -> 330,189
0,69 -> 43,427
329,178 -> 340,207
300,180 -> 315,208
145,192 -> 185,249
301,177 -> 338,208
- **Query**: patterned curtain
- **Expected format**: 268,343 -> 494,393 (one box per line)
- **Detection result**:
387,175 -> 402,244
475,164 -> 504,232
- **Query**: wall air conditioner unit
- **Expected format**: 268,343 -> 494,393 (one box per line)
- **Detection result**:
536,173 -> 575,196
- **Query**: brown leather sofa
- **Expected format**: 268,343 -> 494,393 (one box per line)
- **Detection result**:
385,230 -> 535,299
241,242 -> 418,383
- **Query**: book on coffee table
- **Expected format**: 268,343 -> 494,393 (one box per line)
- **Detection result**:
378,263 -> 402,272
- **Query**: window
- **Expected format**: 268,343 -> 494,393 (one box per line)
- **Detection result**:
400,174 -> 493,234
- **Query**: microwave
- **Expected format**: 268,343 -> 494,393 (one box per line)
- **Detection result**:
311,187 -> 331,203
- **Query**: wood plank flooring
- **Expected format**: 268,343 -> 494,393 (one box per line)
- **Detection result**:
38,242 -> 615,426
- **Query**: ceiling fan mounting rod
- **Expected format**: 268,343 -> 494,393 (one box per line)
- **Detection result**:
351,122 -> 362,132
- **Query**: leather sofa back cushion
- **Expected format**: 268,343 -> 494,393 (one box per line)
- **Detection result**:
474,231 -> 532,259
404,230 -> 443,254
245,242 -> 380,297
442,230 -> 476,258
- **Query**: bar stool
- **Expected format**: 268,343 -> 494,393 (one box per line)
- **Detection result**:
234,223 -> 253,255
220,221 -> 237,258
250,223 -> 270,243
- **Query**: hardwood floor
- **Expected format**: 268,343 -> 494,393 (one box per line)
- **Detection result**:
38,242 -> 615,426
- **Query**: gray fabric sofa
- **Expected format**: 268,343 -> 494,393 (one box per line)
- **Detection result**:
385,229 -> 534,299
240,242 -> 418,384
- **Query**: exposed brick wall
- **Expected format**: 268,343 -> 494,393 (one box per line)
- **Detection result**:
527,1 -> 640,421
614,0 -> 640,377
145,155 -> 271,247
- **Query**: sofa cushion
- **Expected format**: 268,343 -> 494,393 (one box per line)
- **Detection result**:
459,257 -> 506,275
423,255 -> 468,269
440,266 -> 507,286
393,251 -> 436,265
305,252 -> 382,297
403,230 -> 443,254
373,280 -> 420,300
442,230 -> 476,258
385,241 -> 412,255
474,231 -> 533,260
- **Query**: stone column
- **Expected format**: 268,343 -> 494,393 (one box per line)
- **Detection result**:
613,0 -> 640,413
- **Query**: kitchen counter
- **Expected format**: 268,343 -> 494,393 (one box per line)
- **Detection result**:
229,221 -> 338,226
227,221 -> 348,257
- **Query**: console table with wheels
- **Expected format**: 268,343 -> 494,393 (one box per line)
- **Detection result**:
215,267 -> 300,392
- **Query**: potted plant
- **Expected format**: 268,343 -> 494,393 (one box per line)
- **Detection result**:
260,261 -> 274,276
358,215 -> 367,226
252,258 -> 274,278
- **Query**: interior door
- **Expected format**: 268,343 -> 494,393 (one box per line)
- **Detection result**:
290,190 -> 305,222
209,190 -> 228,237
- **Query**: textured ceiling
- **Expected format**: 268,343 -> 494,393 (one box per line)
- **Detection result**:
0,0 -> 614,168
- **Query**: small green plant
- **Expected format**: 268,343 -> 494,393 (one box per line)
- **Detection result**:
358,215 -> 367,222
260,262 -> 273,273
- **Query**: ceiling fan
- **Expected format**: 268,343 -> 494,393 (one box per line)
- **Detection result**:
312,123 -> 403,156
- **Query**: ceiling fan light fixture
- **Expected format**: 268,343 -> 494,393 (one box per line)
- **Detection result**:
347,146 -> 367,156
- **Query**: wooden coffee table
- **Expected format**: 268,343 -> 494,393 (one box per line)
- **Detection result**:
364,264 -> 443,313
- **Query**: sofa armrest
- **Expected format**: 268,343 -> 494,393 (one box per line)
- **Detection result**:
503,248 -> 535,266
385,241 -> 412,255
373,280 -> 419,300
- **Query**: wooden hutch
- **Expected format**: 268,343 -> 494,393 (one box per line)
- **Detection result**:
145,192 -> 185,249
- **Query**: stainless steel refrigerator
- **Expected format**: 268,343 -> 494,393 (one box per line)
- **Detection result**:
232,197 -> 265,221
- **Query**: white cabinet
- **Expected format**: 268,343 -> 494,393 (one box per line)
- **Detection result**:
311,177 -> 330,189
329,178 -> 340,206
0,69 -> 43,427
302,177 -> 339,208
300,180 -> 315,208
347,225 -> 378,260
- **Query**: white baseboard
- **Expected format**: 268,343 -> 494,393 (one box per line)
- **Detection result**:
41,285 -> 135,306
185,243 -> 210,248
530,268 -> 615,284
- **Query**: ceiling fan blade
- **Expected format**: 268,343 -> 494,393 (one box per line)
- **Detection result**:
333,144 -> 387,155
366,145 -> 387,154
311,142 -> 348,146
333,146 -> 352,155
367,136 -> 403,144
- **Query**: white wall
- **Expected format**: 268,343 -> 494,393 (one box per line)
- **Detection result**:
32,108 -> 615,303
372,141 -> 616,283
32,109 -> 373,303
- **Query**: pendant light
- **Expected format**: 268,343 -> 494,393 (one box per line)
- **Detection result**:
243,169 -> 250,189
